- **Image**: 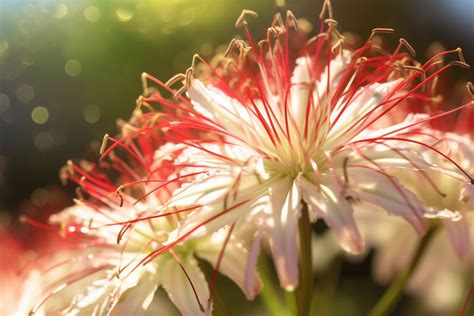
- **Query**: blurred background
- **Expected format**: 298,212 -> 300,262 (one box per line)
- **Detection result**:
0,0 -> 473,315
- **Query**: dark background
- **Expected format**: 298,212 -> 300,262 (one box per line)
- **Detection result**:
0,1 -> 473,315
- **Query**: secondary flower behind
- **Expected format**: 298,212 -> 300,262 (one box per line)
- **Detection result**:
353,130 -> 474,313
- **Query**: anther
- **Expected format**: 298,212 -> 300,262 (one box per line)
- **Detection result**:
325,18 -> 338,28
116,185 -> 125,207
235,9 -> 258,28
141,72 -> 148,95
399,38 -> 416,57
466,82 -> 474,99
372,27 -> 395,34
224,39 -> 237,57
272,12 -> 284,29
319,0 -> 334,20
190,53 -> 200,70
306,33 -> 328,46
114,270 -> 122,280
403,65 -> 426,76
449,61 -> 471,69
66,160 -> 75,175
370,28 -> 394,41
355,57 -> 368,66
165,73 -> 186,87
99,134 -> 110,155
173,86 -> 187,99
286,10 -> 298,30
59,166 -> 69,185
456,47 -> 466,64
184,67 -> 194,90
331,38 -> 344,53
267,27 -> 279,39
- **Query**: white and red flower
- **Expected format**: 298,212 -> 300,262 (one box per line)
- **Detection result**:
131,11 -> 473,290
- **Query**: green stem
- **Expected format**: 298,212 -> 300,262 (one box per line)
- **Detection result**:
368,227 -> 437,316
311,255 -> 342,316
295,202 -> 313,316
211,290 -> 230,316
259,256 -> 289,316
286,290 -> 298,316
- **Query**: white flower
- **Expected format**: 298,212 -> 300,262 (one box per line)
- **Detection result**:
135,14 -> 471,290
33,144 -> 261,315
354,131 -> 474,313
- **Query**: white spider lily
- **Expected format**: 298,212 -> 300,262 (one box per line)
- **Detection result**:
31,140 -> 261,316
134,13 -> 472,290
353,131 -> 474,313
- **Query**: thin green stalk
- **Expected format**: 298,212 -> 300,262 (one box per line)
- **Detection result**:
295,202 -> 313,316
259,256 -> 289,316
310,255 -> 343,316
212,290 -> 230,316
286,289 -> 298,316
368,227 -> 437,316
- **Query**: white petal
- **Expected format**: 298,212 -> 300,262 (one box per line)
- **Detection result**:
298,174 -> 364,254
244,231 -> 263,298
347,168 -> 428,234
325,79 -> 402,149
159,255 -> 210,316
166,172 -> 266,242
290,51 -> 351,138
62,269 -> 124,316
195,229 -> 262,300
187,80 -> 253,140
266,177 -> 301,290
442,215 -> 471,259
112,271 -> 159,316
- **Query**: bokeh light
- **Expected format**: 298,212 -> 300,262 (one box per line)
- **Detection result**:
31,106 -> 49,124
16,84 -> 34,103
116,7 -> 134,22
33,132 -> 54,150
64,59 -> 82,77
53,4 -> 68,19
30,188 -> 49,207
83,105 -> 100,123
84,5 -> 100,22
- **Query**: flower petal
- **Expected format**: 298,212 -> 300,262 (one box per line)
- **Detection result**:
112,271 -> 160,316
159,255 -> 210,316
325,79 -> 402,149
298,174 -> 364,254
244,231 -> 263,298
187,80 -> 255,141
62,268 -> 125,316
290,51 -> 351,138
195,229 -> 262,300
166,172 -> 267,242
442,215 -> 471,259
266,177 -> 301,290
348,168 -> 428,234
